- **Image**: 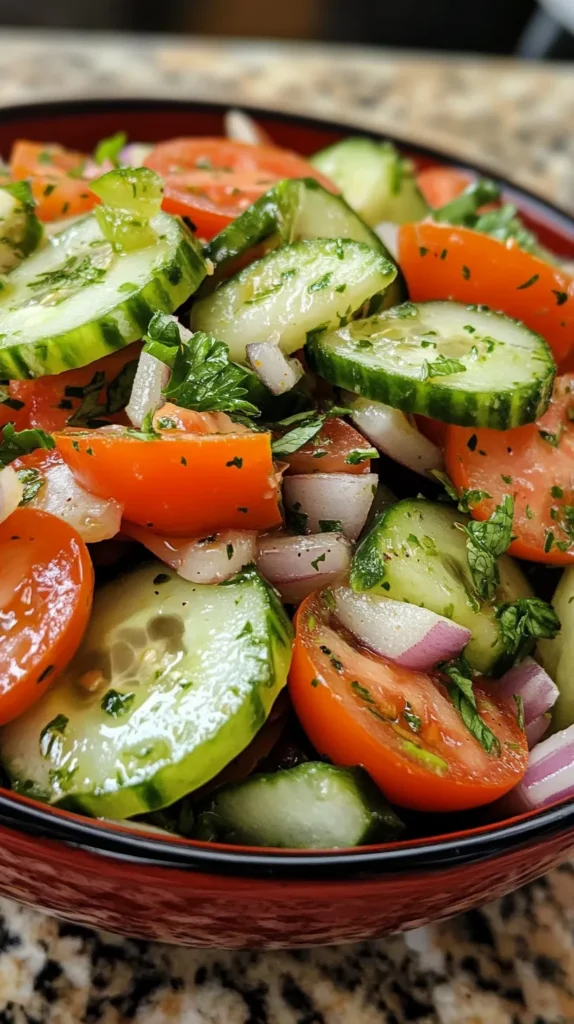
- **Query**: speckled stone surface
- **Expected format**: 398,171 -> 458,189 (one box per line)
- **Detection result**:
1,29 -> 574,1024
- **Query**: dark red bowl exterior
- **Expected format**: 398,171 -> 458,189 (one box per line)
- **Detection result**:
0,99 -> 573,948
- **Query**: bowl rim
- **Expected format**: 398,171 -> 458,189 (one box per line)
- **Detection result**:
1,95 -> 573,881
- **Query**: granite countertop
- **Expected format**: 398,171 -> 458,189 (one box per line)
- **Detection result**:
1,28 -> 574,1024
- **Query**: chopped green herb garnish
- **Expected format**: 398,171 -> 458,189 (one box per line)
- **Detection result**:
100,689 -> 135,717
465,495 -> 514,600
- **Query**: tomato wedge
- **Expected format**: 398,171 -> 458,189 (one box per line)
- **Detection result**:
445,374 -> 574,564
10,140 -> 97,222
145,137 -> 336,239
289,592 -> 527,812
398,221 -> 574,365
284,417 -> 373,475
0,507 -> 94,724
55,425 -> 282,535
416,167 -> 472,208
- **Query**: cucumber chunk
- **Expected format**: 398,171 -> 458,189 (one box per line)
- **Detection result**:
194,762 -> 404,848
191,237 -> 397,365
0,210 -> 206,378
0,563 -> 293,818
205,177 -> 407,310
351,498 -> 533,673
538,567 -> 574,732
305,301 -> 555,429
0,182 -> 43,274
311,138 -> 429,226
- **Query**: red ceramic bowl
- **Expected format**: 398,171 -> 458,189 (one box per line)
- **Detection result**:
1,99 -> 574,949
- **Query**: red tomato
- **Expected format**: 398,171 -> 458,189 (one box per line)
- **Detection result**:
445,374 -> 574,565
416,167 -> 473,208
288,592 -> 527,812
145,138 -> 336,239
284,418 -> 373,475
413,415 -> 448,448
55,425 -> 282,535
10,140 -> 97,222
0,508 -> 94,724
398,221 -> 574,366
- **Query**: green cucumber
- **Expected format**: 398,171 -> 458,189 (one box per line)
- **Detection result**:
0,181 -> 44,274
537,567 -> 574,732
351,498 -> 533,673
191,237 -> 397,365
305,301 -> 555,429
194,762 -> 404,849
0,210 -> 206,378
0,563 -> 293,818
310,137 -> 429,226
204,177 -> 407,309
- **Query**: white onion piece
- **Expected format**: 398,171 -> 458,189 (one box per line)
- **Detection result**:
374,221 -> 399,260
343,392 -> 443,479
503,724 -> 574,813
0,465 -> 23,525
525,714 -> 551,749
283,473 -> 377,541
246,341 -> 303,395
498,657 -> 559,726
126,350 -> 170,428
332,586 -> 470,670
225,109 -> 270,146
257,532 -> 351,604
124,522 -> 257,584
32,456 -> 122,542
119,143 -> 154,167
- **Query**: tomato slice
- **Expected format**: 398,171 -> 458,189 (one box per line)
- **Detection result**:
398,221 -> 574,366
284,417 -> 373,475
288,592 -> 527,812
416,167 -> 473,208
10,140 -> 97,222
55,424 -> 282,535
445,374 -> 574,564
0,507 -> 94,724
413,415 -> 448,448
145,137 -> 336,239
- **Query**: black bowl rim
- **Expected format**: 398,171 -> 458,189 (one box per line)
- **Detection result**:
0,95 -> 573,882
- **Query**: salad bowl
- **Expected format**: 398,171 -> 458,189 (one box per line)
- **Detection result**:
0,98 -> 573,948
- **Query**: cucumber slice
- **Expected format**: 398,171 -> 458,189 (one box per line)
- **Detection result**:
305,301 -> 555,429
538,568 -> 574,732
0,210 -> 206,378
0,562 -> 293,818
191,237 -> 397,365
0,182 -> 44,274
310,138 -> 429,227
351,498 -> 533,673
194,762 -> 404,849
205,177 -> 407,310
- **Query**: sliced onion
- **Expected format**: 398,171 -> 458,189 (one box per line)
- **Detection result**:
31,454 -> 122,542
498,657 -> 559,726
225,109 -> 271,146
257,532 -> 351,603
282,473 -> 377,541
525,714 -> 551,749
124,522 -> 257,584
120,143 -> 154,167
332,586 -> 470,670
374,222 -> 399,260
246,340 -> 303,395
0,465 -> 23,525
503,724 -> 574,812
126,350 -> 171,428
343,392 -> 443,479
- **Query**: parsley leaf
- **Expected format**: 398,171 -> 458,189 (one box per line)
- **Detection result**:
94,131 -> 127,167
0,423 -> 55,467
495,597 -> 560,660
271,413 -> 326,457
441,655 -> 500,755
458,488 -> 492,513
465,495 -> 514,600
16,466 -> 45,505
433,179 -> 501,226
345,448 -> 378,465
433,179 -> 551,259
422,354 -> 467,379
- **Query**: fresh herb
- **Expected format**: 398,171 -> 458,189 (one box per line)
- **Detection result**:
16,466 -> 45,505
431,469 -> 458,502
544,529 -> 555,553
441,656 -> 500,755
351,680 -> 376,703
319,519 -> 343,532
539,427 -> 562,448
93,131 -> 127,167
465,495 -> 514,600
39,714 -> 69,758
287,501 -> 308,535
226,543 -> 234,560
27,255 -> 106,297
0,386 -> 24,412
0,423 -> 55,467
65,370 -> 108,428
525,505 -> 535,520
517,274 -> 540,290
552,290 -> 568,306
462,265 -> 471,280
308,272 -> 333,293
345,448 -> 378,464
551,485 -> 564,499
403,702 -> 422,732
226,456 -> 243,469
514,694 -> 525,731
495,597 -> 560,660
433,179 -> 501,226
458,488 -> 491,512
271,414 -> 326,457
100,689 -> 135,718
311,552 -> 327,572
501,474 -> 513,484
421,354 -> 466,379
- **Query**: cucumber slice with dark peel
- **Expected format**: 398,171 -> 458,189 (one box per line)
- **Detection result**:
0,210 -> 206,378
310,138 -> 429,226
0,563 -> 293,818
351,498 -> 533,673
194,762 -> 404,848
0,181 -> 44,274
192,237 -> 397,365
306,300 -> 555,429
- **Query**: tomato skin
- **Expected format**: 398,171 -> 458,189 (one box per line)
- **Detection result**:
0,508 -> 94,724
398,221 -> 574,365
413,414 -> 448,448
55,426 -> 282,535
284,418 -> 373,475
416,167 -> 472,208
288,593 -> 527,813
10,140 -> 97,222
445,374 -> 574,565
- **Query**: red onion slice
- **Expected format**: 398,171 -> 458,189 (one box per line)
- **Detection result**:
29,455 -> 122,543
332,586 -> 470,670
246,341 -> 303,395
282,473 -> 377,541
525,714 -> 551,749
123,523 -> 258,584
225,109 -> 270,146
257,532 -> 351,603
498,657 -> 559,726
343,392 -> 444,479
126,350 -> 171,429
0,466 -> 23,525
504,724 -> 574,812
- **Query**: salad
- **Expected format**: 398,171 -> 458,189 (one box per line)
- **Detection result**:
0,112 -> 573,851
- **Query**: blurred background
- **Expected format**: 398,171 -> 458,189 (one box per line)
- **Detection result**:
0,0 -> 573,58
